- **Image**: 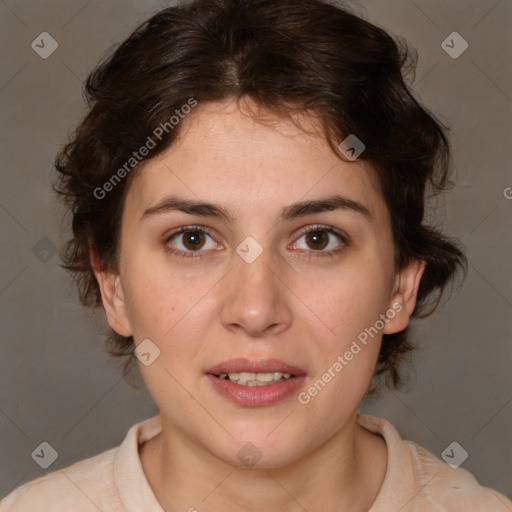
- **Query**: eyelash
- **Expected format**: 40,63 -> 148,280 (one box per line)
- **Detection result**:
164,224 -> 349,260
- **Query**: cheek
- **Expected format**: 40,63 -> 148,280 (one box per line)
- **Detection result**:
122,256 -> 220,356
296,258 -> 392,347
121,259 -> 186,341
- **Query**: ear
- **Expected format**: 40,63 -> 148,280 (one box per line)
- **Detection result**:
89,249 -> 132,337
383,259 -> 426,335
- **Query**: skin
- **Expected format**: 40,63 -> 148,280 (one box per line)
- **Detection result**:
92,97 -> 425,512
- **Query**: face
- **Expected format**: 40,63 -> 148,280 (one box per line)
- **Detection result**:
94,98 -> 424,468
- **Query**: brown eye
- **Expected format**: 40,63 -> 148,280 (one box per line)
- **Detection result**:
304,230 -> 329,251
292,225 -> 348,259
165,226 -> 218,256
181,230 -> 206,251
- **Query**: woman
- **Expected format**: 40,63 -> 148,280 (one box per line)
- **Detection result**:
1,0 -> 510,510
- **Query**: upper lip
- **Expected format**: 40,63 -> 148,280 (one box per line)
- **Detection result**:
205,358 -> 307,376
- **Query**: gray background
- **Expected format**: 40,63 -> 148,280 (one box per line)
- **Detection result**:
1,0 -> 511,502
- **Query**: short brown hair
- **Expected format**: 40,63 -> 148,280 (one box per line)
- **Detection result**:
53,0 -> 467,399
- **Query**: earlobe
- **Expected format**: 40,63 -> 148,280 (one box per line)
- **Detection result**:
89,249 -> 132,337
383,259 -> 426,335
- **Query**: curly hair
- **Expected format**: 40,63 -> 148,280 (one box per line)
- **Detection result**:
53,0 -> 467,399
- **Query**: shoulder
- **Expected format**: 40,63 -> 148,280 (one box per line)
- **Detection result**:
404,440 -> 512,511
357,414 -> 512,511
0,447 -> 119,512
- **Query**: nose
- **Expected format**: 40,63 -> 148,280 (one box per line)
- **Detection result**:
219,242 -> 293,338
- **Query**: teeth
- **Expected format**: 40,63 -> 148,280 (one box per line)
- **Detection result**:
256,372 -> 276,382
217,371 -> 294,385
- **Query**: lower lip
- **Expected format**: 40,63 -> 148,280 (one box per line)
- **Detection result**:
206,374 -> 306,407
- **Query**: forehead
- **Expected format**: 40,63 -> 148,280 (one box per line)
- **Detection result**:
124,98 -> 387,225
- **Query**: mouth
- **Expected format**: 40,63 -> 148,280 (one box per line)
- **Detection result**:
205,358 -> 307,405
205,358 -> 306,385
212,371 -> 296,386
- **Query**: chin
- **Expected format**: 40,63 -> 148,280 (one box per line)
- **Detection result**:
218,447 -> 302,470
207,429 -> 307,470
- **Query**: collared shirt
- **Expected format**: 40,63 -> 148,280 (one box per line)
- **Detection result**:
1,414 -> 510,511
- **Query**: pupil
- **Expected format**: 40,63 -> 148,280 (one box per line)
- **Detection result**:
185,231 -> 203,249
307,231 -> 327,250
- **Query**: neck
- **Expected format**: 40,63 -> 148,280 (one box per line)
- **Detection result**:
140,412 -> 388,512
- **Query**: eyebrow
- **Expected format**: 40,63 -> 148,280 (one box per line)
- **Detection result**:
140,194 -> 372,223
